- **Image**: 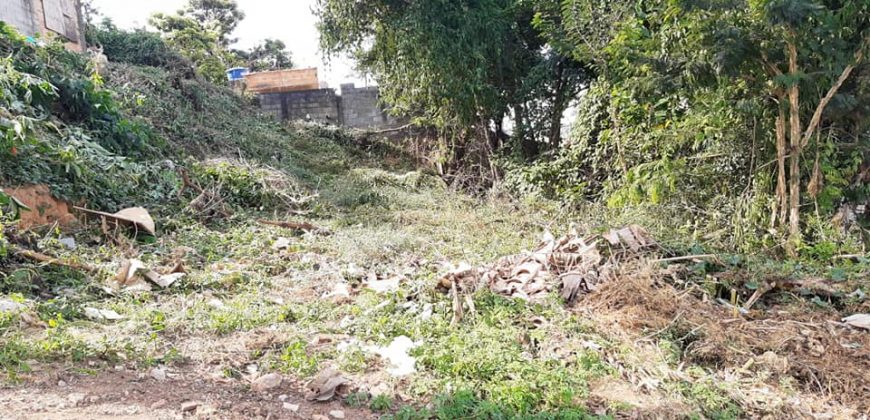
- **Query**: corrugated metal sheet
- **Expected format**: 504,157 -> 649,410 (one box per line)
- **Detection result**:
245,68 -> 320,94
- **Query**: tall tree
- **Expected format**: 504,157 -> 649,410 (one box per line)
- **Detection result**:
241,39 -> 294,72
316,0 -> 587,159
150,0 -> 245,82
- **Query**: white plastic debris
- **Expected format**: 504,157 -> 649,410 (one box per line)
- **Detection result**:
364,275 -> 403,293
84,307 -> 123,321
365,336 -> 421,377
272,237 -> 292,250
842,314 -> 870,331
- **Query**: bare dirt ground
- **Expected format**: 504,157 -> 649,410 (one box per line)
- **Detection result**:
0,366 -> 373,420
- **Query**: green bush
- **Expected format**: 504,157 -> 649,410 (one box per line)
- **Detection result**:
86,19 -> 186,69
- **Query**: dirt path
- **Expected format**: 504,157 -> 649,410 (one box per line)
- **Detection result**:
0,367 -> 373,420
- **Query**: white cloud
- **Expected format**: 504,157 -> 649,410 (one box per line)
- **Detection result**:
90,0 -> 368,88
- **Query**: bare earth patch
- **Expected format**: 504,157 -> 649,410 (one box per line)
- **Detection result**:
0,366 -> 374,420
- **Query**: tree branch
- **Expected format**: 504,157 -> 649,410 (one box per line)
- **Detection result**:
801,48 -> 865,148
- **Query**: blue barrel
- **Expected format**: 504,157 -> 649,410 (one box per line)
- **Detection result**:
226,67 -> 249,81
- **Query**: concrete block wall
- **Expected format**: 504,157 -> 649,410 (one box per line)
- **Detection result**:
255,83 -> 403,130
1,0 -> 38,36
340,84 -> 392,129
259,89 -> 340,125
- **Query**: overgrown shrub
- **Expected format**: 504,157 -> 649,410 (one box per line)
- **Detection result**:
86,19 -> 186,69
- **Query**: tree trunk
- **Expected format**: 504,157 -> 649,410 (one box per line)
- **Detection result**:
548,60 -> 566,149
773,105 -> 788,228
786,40 -> 802,256
514,104 -> 538,159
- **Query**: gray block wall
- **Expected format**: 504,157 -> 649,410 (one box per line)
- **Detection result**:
259,89 -> 340,125
1,0 -> 38,36
256,84 -> 402,130
339,84 -> 398,129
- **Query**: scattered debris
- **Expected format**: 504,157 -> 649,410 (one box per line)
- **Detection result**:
304,368 -> 348,401
113,258 -> 186,290
142,270 -> 186,288
437,225 -> 658,320
75,206 -> 156,236
364,274 -> 403,294
842,314 -> 870,331
259,219 -> 329,234
11,246 -> 98,273
180,400 -> 201,412
365,336 -> 421,377
187,183 -> 233,220
272,237 -> 293,250
83,307 -> 123,321
251,373 -> 283,392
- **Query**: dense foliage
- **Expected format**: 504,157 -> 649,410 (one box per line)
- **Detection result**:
316,0 -> 588,159
318,0 -> 869,256
0,22 -> 304,214
234,38 -> 294,72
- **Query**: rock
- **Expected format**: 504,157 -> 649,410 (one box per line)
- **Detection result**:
67,393 -> 86,406
57,380 -> 67,387
420,303 -> 433,321
251,373 -> 283,392
324,282 -> 352,304
369,382 -> 392,398
329,410 -> 346,419
83,307 -> 124,321
283,402 -> 300,412
207,298 -> 225,309
58,237 -> 77,250
312,415 -> 329,420
180,401 -> 200,412
150,367 -> 167,382
0,299 -> 25,313
278,394 -> 288,402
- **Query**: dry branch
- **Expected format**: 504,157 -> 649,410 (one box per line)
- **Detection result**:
12,246 -> 98,273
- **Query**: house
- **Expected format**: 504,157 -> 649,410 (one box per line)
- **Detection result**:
1,0 -> 85,51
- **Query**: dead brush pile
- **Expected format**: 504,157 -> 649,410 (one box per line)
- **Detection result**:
437,225 -> 870,413
585,268 -> 870,413
437,225 -> 658,310
181,159 -> 313,220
